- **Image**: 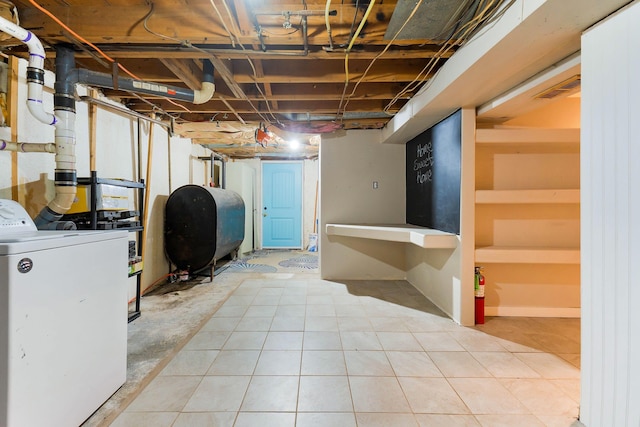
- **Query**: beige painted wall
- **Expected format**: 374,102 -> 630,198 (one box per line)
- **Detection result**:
406,245 -> 462,317
405,108 -> 476,325
318,115 -> 476,325
319,130 -> 406,280
503,96 -> 580,128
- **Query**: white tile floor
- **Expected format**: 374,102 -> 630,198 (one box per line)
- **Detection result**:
111,268 -> 581,427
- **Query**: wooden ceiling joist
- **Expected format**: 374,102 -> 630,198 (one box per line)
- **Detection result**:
159,58 -> 203,91
3,0 -> 477,157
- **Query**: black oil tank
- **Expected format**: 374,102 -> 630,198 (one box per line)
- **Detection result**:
164,185 -> 245,272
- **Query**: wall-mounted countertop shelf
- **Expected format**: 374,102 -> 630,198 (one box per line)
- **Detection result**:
326,223 -> 458,249
475,246 -> 580,264
475,189 -> 580,204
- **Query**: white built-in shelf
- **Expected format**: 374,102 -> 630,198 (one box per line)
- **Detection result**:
475,189 -> 580,204
476,128 -> 580,144
325,223 -> 458,249
475,246 -> 580,264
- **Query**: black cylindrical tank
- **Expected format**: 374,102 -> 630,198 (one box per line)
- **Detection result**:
164,185 -> 245,272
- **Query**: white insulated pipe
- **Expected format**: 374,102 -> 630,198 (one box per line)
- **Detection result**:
48,108 -> 77,218
193,81 -> 215,104
0,15 -> 77,227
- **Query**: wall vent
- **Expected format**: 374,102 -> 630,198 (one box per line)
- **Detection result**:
534,75 -> 581,99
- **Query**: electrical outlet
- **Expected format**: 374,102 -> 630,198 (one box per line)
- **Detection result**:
373,181 -> 379,189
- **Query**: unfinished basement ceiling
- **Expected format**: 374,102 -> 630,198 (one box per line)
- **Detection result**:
1,0 -> 513,158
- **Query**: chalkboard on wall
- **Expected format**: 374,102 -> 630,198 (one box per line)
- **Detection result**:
406,110 -> 461,234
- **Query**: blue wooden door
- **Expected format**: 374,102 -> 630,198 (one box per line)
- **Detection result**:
262,162 -> 303,248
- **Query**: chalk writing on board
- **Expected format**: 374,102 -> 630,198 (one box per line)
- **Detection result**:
414,141 -> 434,184
406,109 -> 461,234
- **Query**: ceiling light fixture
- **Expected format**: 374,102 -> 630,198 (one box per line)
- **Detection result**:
289,139 -> 300,150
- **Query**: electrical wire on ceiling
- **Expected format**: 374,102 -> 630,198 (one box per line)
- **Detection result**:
141,0 -> 279,125
25,0 -> 141,80
435,0 -> 515,44
383,0 -> 516,113
343,0 -> 361,49
433,0 -> 482,42
332,0 -> 516,120
126,91 -> 180,120
391,0 -> 516,111
208,0 -> 280,124
336,0 -> 425,120
213,0 -> 323,126
204,0 -> 280,124
260,26 -> 300,37
207,0 -> 238,47
324,0 -> 334,50
220,0 -> 242,39
26,0 -> 194,115
335,0 -> 377,116
141,1 -> 186,47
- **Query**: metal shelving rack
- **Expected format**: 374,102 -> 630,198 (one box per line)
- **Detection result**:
78,172 -> 145,322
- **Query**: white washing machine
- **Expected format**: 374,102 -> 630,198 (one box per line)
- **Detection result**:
0,199 -> 129,427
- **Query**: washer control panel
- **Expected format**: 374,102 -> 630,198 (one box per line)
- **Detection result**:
0,199 -> 37,233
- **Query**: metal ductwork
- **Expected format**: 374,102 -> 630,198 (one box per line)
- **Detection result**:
71,60 -> 215,105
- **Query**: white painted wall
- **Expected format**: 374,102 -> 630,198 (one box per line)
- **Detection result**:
226,161 -> 256,255
320,130 -> 406,279
302,158 -> 320,249
226,158 -> 318,251
581,2 -> 640,425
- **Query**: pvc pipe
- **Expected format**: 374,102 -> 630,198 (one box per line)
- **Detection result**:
0,15 -> 57,126
33,46 -> 78,228
0,16 -> 77,228
0,140 -> 56,153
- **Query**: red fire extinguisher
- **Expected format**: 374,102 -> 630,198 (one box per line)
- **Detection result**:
474,266 -> 485,324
